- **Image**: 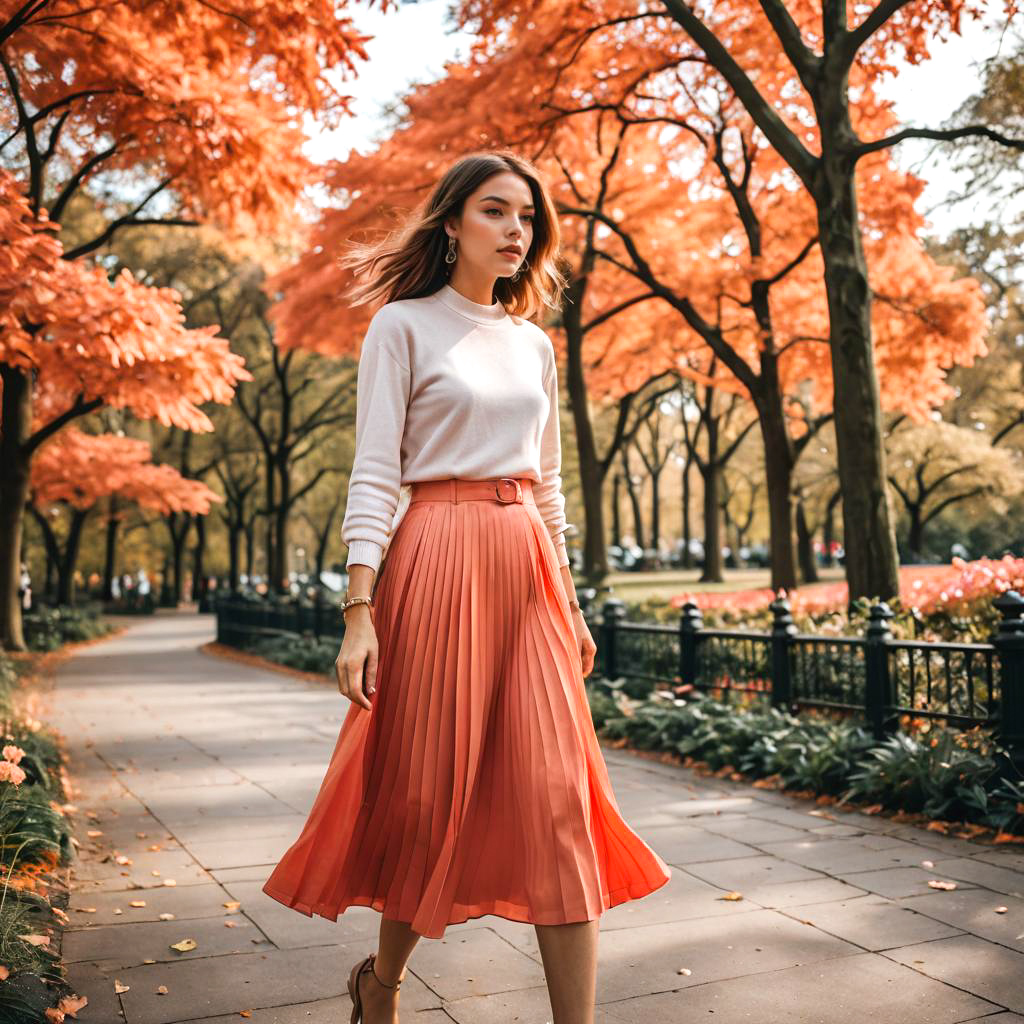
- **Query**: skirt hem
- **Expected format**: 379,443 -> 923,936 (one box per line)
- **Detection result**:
261,869 -> 670,940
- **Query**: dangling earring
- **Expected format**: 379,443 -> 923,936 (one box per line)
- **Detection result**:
445,235 -> 457,265
511,255 -> 529,283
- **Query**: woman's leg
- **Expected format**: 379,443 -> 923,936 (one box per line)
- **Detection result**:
354,916 -> 422,1021
534,919 -> 600,1024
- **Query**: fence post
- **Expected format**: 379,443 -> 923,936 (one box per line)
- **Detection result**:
864,601 -> 897,741
769,595 -> 797,710
679,601 -> 703,688
600,598 -> 626,681
992,590 -> 1024,781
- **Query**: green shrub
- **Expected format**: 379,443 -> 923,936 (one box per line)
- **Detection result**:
588,682 -> 1024,835
22,604 -> 112,651
246,633 -> 338,675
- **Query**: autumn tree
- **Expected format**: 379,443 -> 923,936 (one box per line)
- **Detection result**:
266,3 -> 987,601
0,0 -> 387,646
885,418 -> 1023,559
28,428 -> 218,604
0,174 -> 249,647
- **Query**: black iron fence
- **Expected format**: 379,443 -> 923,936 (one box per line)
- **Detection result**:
595,590 -> 1024,775
212,588 -> 1024,775
213,592 -> 346,649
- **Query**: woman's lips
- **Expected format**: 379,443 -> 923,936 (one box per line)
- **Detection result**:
499,250 -> 520,259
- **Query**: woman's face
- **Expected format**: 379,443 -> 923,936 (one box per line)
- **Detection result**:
447,171 -> 535,281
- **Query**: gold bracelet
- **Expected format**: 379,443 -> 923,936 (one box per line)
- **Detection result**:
341,595 -> 373,614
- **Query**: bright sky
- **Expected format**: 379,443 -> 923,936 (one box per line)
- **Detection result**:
308,3 -> 1015,238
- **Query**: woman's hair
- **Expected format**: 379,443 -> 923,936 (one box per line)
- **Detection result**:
338,149 -> 569,322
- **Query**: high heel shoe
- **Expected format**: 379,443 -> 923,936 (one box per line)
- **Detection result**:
347,951 -> 404,1024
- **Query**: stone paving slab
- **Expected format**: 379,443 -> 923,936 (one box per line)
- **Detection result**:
50,611 -> 1024,1024
884,934 -> 1024,1014
595,950 -> 1000,1023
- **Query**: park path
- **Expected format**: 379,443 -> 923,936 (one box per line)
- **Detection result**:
50,609 -> 1024,1024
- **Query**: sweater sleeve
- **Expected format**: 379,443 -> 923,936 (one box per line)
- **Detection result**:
534,342 -> 572,568
341,307 -> 411,572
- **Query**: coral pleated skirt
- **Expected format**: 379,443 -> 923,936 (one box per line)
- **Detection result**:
261,475 -> 671,938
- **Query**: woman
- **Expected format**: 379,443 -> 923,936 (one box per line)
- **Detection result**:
261,150 -> 671,1024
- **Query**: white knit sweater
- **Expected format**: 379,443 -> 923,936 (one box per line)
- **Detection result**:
341,283 -> 573,572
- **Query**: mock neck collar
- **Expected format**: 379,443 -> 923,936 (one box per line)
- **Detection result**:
436,283 -> 509,325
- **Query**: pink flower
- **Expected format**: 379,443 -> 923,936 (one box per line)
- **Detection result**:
0,761 -> 26,785
2,745 -> 25,764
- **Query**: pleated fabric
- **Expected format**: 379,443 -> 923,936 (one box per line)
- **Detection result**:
261,477 -> 671,939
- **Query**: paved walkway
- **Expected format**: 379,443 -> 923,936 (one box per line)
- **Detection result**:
52,610 -> 1024,1024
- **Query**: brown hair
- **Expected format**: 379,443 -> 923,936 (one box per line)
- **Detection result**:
338,149 -> 568,322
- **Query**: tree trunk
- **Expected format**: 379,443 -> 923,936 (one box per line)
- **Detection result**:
611,473 -> 622,547
815,92 -> 900,601
699,460 -> 723,582
562,282 -> 610,584
752,384 -> 799,591
622,450 -> 645,549
822,489 -> 841,566
795,498 -> 819,584
273,456 -> 290,594
193,514 -> 207,603
102,497 -> 121,601
228,522 -> 241,591
244,522 -> 256,584
56,510 -> 87,605
0,365 -> 32,650
681,454 -> 693,569
907,503 -> 924,563
650,467 -> 661,562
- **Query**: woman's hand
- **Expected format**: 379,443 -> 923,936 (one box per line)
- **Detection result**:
336,605 -> 377,711
572,608 -> 597,677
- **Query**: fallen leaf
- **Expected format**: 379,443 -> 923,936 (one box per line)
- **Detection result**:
129,900 -> 146,908
994,831 -> 1024,844
159,913 -> 175,921
926,821 -> 949,834
921,860 -> 934,868
677,967 -> 692,975
75,907 -> 97,913
927,880 -> 957,891
0,966 -> 8,981
170,938 -> 197,953
225,920 -> 239,928
142,959 -> 156,964
86,830 -> 103,838
239,1012 -> 253,1019
114,981 -> 129,994
223,901 -> 241,911
156,985 -> 168,995
718,891 -> 743,901
114,855 -> 132,865
20,933 -> 51,946
994,906 -> 1008,914
57,994 -> 87,1019
861,804 -> 884,815
163,879 -> 177,887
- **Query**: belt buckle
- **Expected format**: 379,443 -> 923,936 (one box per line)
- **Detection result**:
495,477 -> 521,504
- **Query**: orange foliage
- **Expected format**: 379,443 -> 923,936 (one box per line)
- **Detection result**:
267,0 -> 989,424
30,429 -> 220,516
0,0 -> 394,238
0,168 -> 251,433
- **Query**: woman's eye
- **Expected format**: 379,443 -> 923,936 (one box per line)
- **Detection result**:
487,208 -> 533,222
